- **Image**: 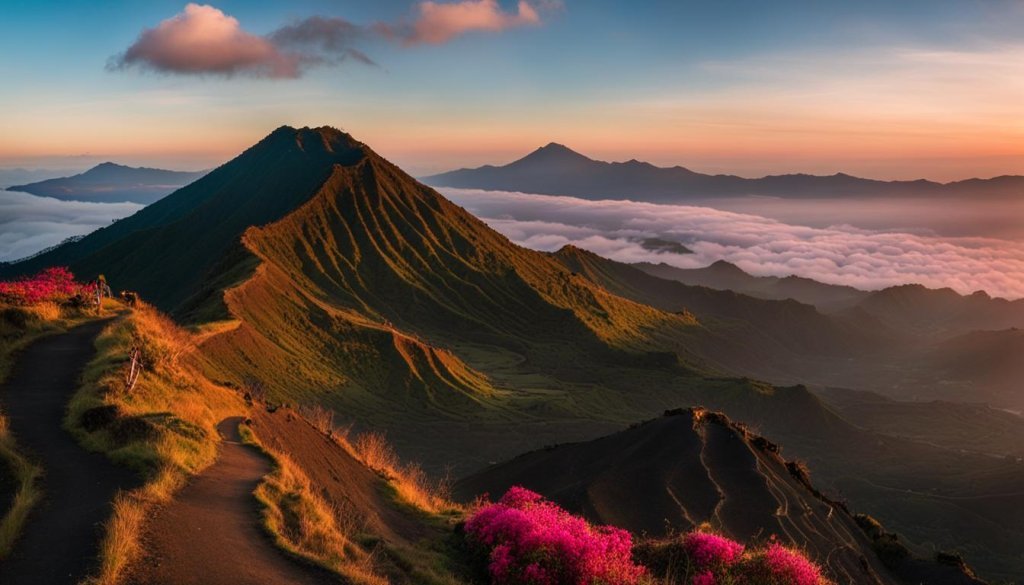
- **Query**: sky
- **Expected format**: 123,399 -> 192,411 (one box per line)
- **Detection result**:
1,0 -> 1023,180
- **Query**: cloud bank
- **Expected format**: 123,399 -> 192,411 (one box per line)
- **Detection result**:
440,188 -> 1024,300
111,1 -> 551,78
0,191 -> 142,262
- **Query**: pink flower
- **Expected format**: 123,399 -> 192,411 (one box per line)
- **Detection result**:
0,267 -> 89,306
683,531 -> 744,570
465,486 -> 646,585
692,570 -> 717,585
741,542 -> 825,585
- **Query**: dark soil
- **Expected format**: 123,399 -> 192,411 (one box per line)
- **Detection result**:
0,319 -> 138,584
128,417 -> 333,585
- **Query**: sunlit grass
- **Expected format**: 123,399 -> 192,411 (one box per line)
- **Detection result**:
68,303 -> 242,584
239,423 -> 389,585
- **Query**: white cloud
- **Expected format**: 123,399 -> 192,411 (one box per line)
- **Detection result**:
0,191 -> 142,262
441,188 -> 1024,300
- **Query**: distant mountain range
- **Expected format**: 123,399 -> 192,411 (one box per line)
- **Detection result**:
424,143 -> 1024,201
7,162 -> 207,204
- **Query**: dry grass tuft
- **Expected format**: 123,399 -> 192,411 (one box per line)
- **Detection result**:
349,431 -> 458,516
88,493 -> 148,585
0,415 -> 42,558
241,424 -> 388,585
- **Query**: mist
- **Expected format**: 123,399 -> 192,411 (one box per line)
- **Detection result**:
0,190 -> 142,262
441,188 -> 1024,300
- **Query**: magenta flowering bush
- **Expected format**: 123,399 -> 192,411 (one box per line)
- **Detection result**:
738,542 -> 825,585
683,531 -> 745,572
636,529 -> 828,585
464,486 -> 646,585
0,267 -> 93,306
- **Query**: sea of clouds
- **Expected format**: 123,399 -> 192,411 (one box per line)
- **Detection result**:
441,188 -> 1024,300
0,190 -> 142,263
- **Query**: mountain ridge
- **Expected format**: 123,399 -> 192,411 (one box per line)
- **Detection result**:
7,161 -> 208,204
424,144 -> 1024,200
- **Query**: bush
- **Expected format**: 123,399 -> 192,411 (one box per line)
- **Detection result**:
0,267 -> 93,306
637,531 -> 830,585
80,405 -> 122,432
737,542 -> 826,585
464,487 -> 645,585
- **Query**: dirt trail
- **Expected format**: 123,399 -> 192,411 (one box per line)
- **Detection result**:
128,417 -> 332,585
0,319 -> 137,584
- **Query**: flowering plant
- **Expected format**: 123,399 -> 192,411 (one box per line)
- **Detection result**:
637,530 -> 829,585
464,487 -> 646,585
736,542 -> 825,585
0,267 -> 95,306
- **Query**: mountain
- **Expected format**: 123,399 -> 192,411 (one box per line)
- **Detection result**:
8,126 -> 1024,581
849,284 -> 1024,339
456,408 -> 986,585
635,259 -> 870,311
551,245 -> 890,380
817,387 -> 1024,459
585,252 -> 1024,408
6,162 -> 207,204
423,144 -> 1024,201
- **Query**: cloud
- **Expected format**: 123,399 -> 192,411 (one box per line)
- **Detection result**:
268,16 -> 378,68
0,191 -> 142,262
111,4 -> 300,78
110,4 -> 376,78
440,188 -> 1024,300
111,1 -> 553,78
404,0 -> 541,44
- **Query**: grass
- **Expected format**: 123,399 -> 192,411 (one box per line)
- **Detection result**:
65,303 -> 242,584
239,422 -> 388,585
0,300 -> 113,559
248,404 -> 469,585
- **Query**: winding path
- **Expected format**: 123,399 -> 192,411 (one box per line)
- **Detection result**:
0,319 -> 137,584
128,417 -> 331,585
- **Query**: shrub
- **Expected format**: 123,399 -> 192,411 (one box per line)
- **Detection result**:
738,542 -> 826,585
636,531 -> 829,585
464,487 -> 646,585
682,531 -> 744,573
0,267 -> 94,306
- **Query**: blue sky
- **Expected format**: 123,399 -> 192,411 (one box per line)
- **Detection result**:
1,0 -> 1022,179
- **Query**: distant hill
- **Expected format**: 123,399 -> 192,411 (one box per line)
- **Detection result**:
423,143 -> 1024,201
7,162 -> 207,204
457,408 -> 986,585
849,284 -> 1024,338
635,259 -> 870,311
550,244 -> 889,381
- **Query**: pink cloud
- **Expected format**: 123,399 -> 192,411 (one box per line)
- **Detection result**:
114,3 -> 299,78
402,0 -> 543,45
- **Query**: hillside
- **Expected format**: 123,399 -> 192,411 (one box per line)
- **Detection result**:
849,285 -> 1024,339
817,387 -> 1024,458
456,408 -> 986,585
551,245 -> 889,381
7,162 -> 207,204
423,143 -> 1024,201
634,260 -> 870,312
